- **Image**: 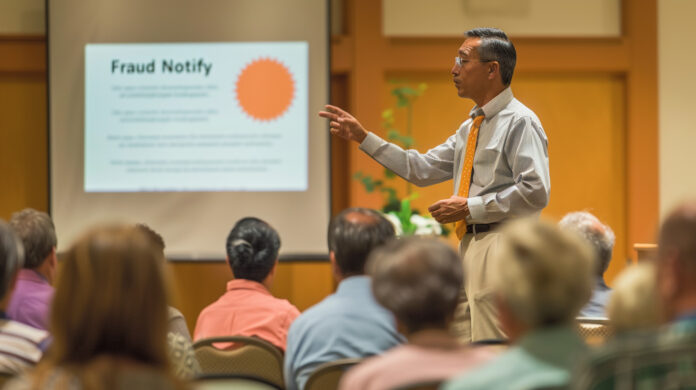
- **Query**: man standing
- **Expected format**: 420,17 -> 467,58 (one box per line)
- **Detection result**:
319,28 -> 550,342
7,209 -> 57,331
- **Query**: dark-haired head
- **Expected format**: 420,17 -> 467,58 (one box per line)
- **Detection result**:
226,217 -> 280,283
465,27 -> 516,86
0,220 -> 24,300
367,237 -> 462,334
327,208 -> 395,277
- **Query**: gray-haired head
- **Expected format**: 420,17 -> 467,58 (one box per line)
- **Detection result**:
367,237 -> 462,333
9,208 -> 56,269
559,211 -> 615,277
465,27 -> 516,86
0,220 -> 24,299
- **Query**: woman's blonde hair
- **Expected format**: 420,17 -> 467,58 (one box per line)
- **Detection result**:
607,262 -> 660,333
42,225 -> 171,380
495,218 -> 594,328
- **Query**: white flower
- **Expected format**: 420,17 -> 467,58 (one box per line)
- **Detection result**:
410,214 -> 443,236
383,212 -> 403,236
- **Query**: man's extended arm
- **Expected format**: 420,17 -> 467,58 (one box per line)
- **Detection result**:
320,104 -> 455,187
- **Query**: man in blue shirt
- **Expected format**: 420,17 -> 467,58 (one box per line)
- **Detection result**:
284,208 -> 403,390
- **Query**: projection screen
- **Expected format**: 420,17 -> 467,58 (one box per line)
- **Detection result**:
48,0 -> 330,260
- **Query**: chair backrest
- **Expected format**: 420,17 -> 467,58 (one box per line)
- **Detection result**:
576,317 -> 612,345
0,372 -> 15,388
574,338 -> 696,389
391,380 -> 443,390
304,357 -> 363,390
193,336 -> 284,389
194,374 -> 282,390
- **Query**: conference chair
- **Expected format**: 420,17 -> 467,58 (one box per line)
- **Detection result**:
0,372 -> 14,387
194,374 -> 282,390
303,357 -> 363,390
573,339 -> 696,389
193,336 -> 284,389
391,380 -> 443,390
576,317 -> 612,345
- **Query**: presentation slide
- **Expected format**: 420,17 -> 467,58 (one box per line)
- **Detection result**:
49,0 -> 329,259
84,42 -> 308,192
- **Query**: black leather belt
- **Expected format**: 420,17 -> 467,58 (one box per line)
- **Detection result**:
466,223 -> 501,234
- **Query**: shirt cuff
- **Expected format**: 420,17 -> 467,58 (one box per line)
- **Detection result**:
467,196 -> 485,222
358,132 -> 384,155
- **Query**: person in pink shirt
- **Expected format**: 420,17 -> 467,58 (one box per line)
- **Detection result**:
194,217 -> 300,351
339,237 -> 501,390
7,209 -> 57,331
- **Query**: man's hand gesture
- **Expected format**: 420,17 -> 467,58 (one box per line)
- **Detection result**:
318,105 -> 368,143
428,196 -> 469,224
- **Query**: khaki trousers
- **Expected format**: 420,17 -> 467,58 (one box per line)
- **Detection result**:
450,230 -> 507,343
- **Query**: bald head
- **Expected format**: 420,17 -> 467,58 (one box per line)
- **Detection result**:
327,208 -> 395,277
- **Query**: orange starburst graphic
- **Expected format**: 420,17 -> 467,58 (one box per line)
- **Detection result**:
235,57 -> 295,121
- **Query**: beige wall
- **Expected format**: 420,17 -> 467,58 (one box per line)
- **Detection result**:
659,0 -> 696,218
0,0 -> 44,34
383,0 -> 621,37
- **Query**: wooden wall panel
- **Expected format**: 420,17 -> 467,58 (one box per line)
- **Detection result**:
0,72 -> 48,219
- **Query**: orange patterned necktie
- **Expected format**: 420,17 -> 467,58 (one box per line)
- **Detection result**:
454,114 -> 485,239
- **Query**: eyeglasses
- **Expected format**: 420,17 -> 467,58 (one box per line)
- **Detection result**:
454,57 -> 493,67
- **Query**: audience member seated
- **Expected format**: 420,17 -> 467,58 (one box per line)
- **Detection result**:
7,209 -> 57,330
0,221 -> 49,375
5,225 -> 186,390
559,211 -> 615,317
572,201 -> 696,388
443,218 -> 594,390
606,262 -> 660,335
284,208 -> 404,390
135,224 -> 200,380
339,237 -> 500,390
194,217 -> 300,351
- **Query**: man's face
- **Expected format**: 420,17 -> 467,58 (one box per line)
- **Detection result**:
451,38 -> 491,99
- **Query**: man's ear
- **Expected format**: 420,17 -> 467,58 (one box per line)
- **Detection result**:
49,247 -> 58,267
329,251 -> 341,280
658,250 -> 680,304
488,61 -> 500,79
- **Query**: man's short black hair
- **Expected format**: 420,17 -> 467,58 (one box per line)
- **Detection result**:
226,217 -> 280,282
465,27 -> 517,86
327,208 -> 395,276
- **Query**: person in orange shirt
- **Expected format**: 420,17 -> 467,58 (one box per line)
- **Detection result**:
193,217 -> 300,351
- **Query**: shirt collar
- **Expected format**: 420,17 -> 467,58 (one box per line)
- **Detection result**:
469,87 -> 514,120
18,269 -> 50,284
335,275 -> 371,295
226,278 -> 272,296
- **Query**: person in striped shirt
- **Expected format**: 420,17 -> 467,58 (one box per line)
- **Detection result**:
0,220 -> 49,375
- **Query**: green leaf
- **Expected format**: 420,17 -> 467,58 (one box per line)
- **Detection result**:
384,169 -> 396,179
